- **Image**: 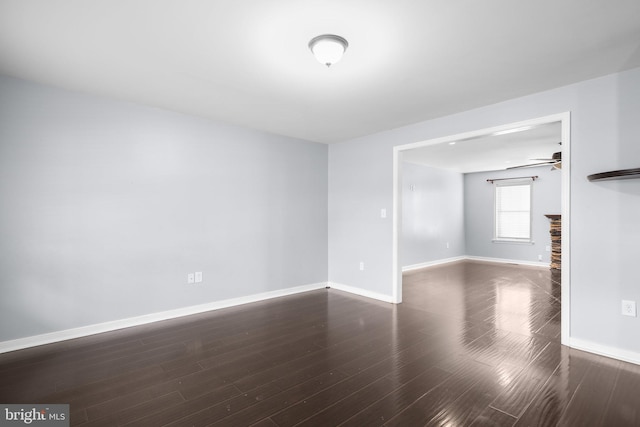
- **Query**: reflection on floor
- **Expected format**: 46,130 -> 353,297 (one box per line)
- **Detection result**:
403,260 -> 561,341
398,260 -> 636,426
1,260 -> 639,426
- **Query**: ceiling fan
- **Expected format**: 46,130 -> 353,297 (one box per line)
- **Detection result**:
507,150 -> 562,170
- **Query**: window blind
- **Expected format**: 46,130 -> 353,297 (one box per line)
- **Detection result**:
495,182 -> 531,240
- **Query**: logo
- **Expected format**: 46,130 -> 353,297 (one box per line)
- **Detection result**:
1,405 -> 69,426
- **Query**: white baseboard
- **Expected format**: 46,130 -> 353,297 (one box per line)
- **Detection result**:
569,337 -> 640,366
5,278 -> 639,368
402,256 -> 467,272
328,282 -> 394,303
465,255 -> 549,268
0,282 -> 328,354
402,255 -> 548,272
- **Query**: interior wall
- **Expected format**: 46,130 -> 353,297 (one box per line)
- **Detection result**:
328,137 -> 393,293
0,75 -> 328,342
464,165 -> 561,264
328,66 -> 640,359
401,162 -> 465,268
2,66 -> 639,360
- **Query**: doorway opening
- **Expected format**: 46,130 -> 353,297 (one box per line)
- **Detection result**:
392,112 -> 570,346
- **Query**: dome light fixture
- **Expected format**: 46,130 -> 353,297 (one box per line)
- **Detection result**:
308,34 -> 349,67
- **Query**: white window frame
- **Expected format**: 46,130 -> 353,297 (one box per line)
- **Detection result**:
493,179 -> 533,244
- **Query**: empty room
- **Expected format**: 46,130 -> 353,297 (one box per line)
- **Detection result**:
1,1 -> 640,426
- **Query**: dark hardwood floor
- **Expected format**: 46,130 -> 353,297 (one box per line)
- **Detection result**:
2,260 -> 640,426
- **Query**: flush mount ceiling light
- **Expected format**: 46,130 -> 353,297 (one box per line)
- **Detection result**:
308,34 -> 349,67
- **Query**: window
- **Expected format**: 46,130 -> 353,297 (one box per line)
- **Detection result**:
494,180 -> 532,242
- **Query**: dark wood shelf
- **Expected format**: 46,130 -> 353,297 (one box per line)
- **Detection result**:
587,168 -> 640,181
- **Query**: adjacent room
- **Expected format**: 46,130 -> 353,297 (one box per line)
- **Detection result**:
400,121 -> 563,270
1,1 -> 640,425
398,120 -> 564,338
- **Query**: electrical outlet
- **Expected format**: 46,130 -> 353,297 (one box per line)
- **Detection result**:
446,242 -> 450,249
195,272 -> 203,283
622,300 -> 637,317
380,208 -> 387,219
538,254 -> 543,261
187,273 -> 195,284
359,262 -> 364,271
545,245 -> 551,252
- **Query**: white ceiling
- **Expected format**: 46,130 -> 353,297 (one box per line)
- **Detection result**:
403,122 -> 562,173
0,1 -> 639,144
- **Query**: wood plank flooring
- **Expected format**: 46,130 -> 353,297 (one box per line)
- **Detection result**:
2,260 -> 640,426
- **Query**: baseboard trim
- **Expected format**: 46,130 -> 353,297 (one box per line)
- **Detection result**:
402,255 -> 549,271
0,282 -> 328,354
5,279 -> 639,368
402,256 -> 467,272
465,256 -> 549,268
569,337 -> 640,366
328,282 -> 394,304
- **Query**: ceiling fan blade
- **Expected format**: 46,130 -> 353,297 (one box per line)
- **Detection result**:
532,152 -> 561,162
506,161 -> 554,170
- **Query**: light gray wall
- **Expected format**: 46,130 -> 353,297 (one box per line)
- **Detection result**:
464,166 -> 561,263
401,162 -> 465,267
328,137 -> 393,293
0,75 -> 328,342
328,66 -> 640,355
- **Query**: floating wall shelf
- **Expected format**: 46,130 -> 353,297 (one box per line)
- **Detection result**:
587,168 -> 640,182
